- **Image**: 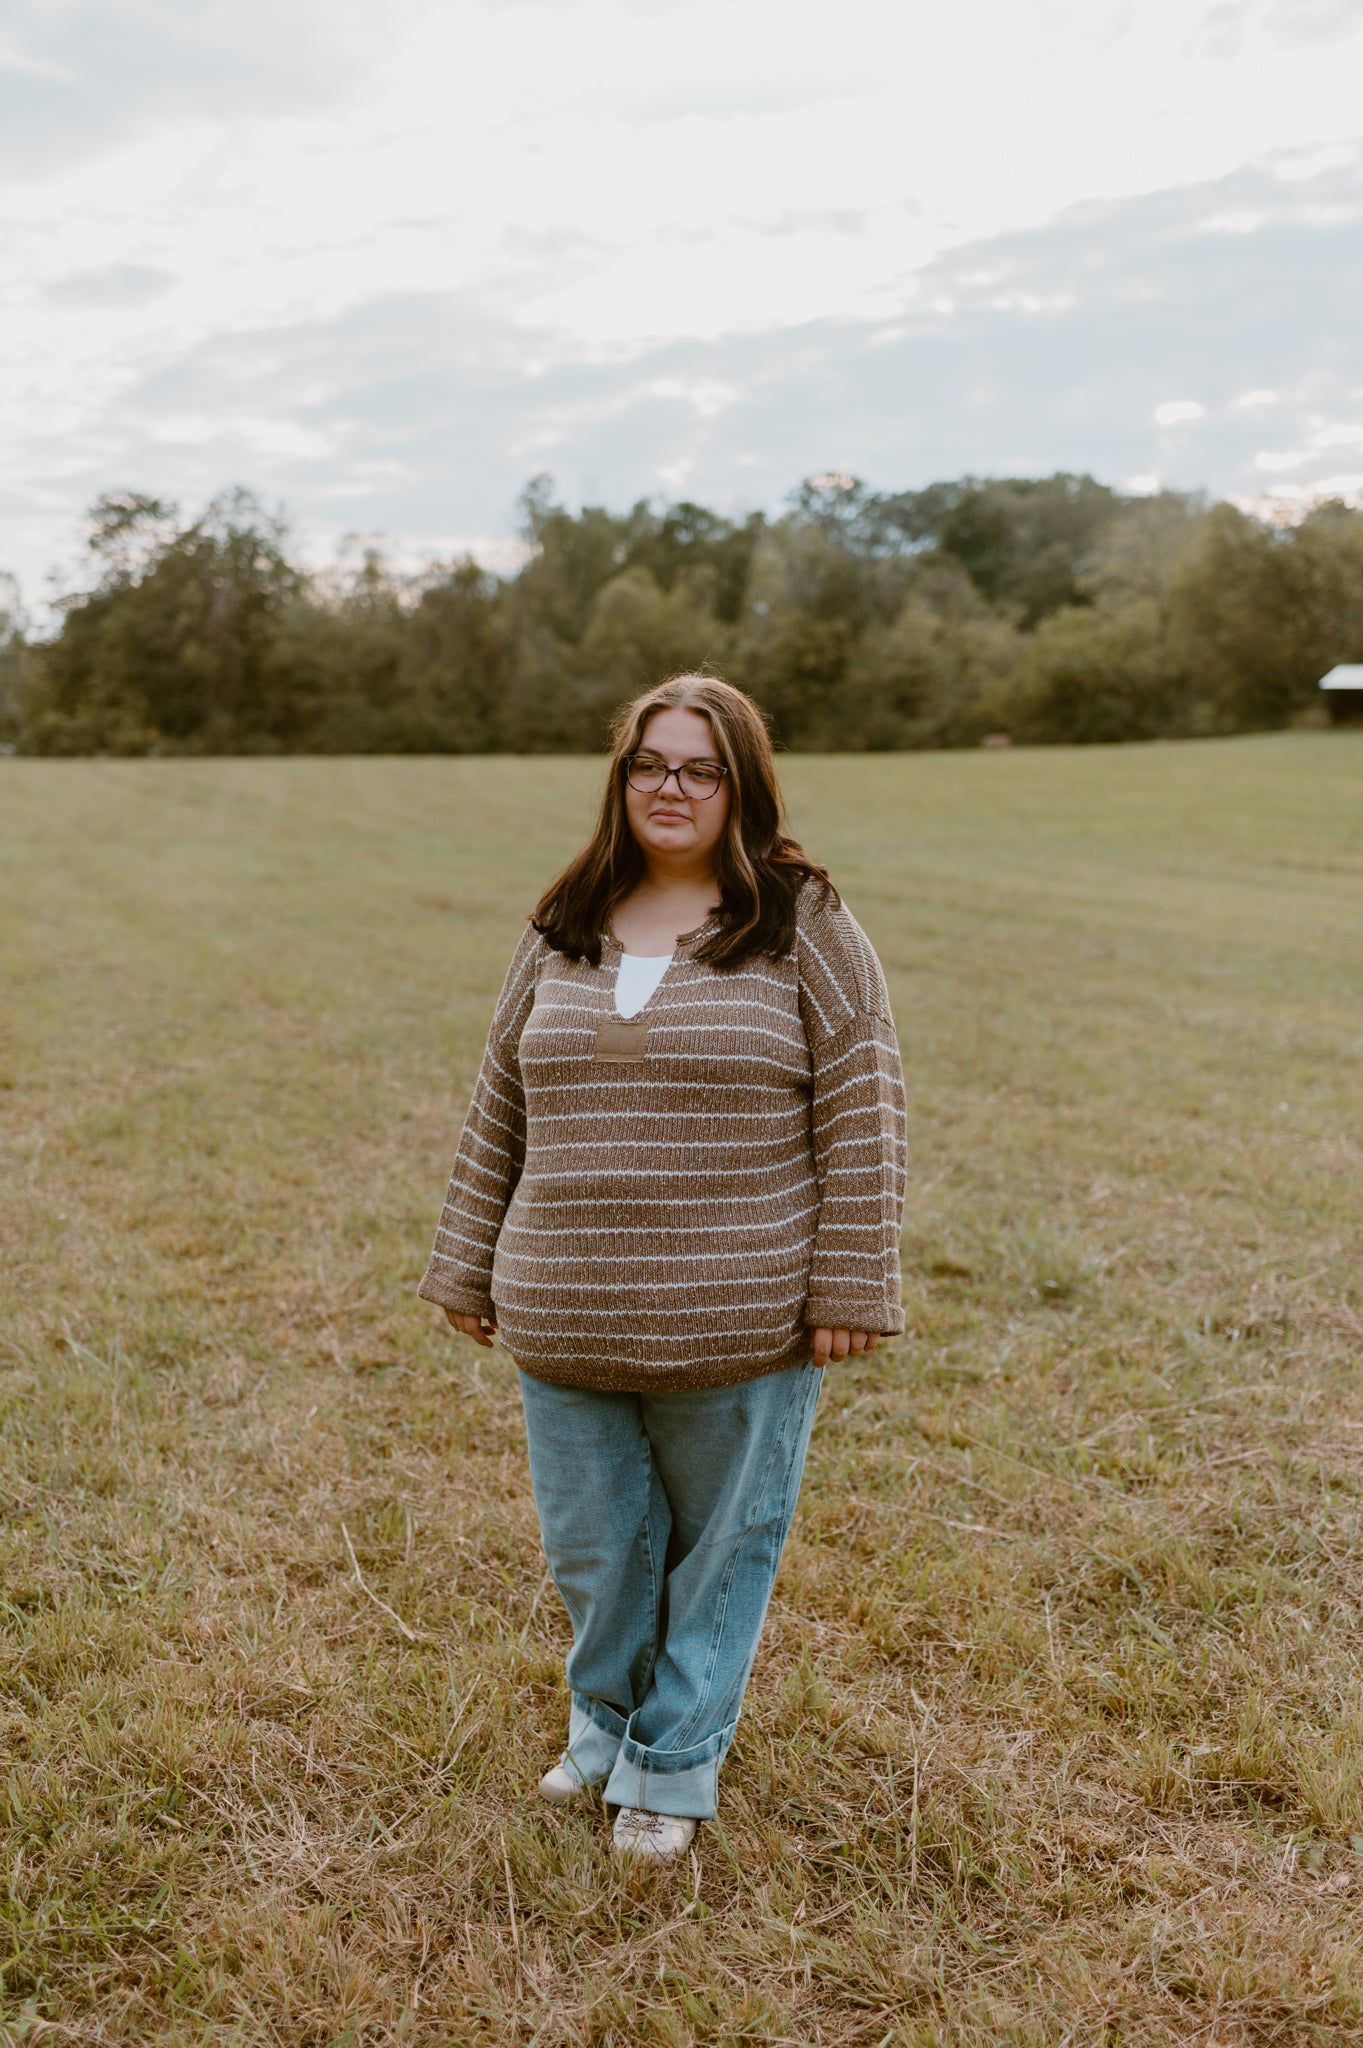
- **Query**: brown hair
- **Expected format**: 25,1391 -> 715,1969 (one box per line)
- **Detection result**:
532,674 -> 834,970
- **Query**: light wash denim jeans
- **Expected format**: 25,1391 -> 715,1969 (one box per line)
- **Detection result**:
518,1358 -> 823,1821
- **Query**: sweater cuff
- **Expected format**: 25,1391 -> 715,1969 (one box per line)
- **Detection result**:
417,1267 -> 496,1319
803,1296 -> 904,1336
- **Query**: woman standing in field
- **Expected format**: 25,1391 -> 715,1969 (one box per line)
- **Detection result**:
419,675 -> 906,1859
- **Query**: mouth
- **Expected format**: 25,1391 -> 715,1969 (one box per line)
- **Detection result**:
649,808 -> 690,824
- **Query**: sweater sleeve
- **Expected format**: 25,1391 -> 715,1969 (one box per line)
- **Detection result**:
417,925 -> 543,1319
796,886 -> 908,1337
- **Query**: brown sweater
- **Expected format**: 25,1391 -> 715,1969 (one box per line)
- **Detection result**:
418,882 -> 907,1392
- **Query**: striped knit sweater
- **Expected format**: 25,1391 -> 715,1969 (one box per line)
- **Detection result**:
418,882 -> 907,1392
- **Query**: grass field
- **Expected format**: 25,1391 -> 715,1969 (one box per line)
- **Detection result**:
2,734 -> 1362,2047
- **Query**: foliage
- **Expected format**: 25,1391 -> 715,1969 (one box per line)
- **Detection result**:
8,471 -> 1363,754
0,569 -> 36,746
1006,602 -> 1194,746
1168,500 -> 1363,730
26,490 -> 306,755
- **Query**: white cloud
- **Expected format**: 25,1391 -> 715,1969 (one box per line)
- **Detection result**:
151,413 -> 337,459
1274,138 -> 1359,179
1155,400 -> 1207,426
1254,447 -> 1308,470
646,380 -> 741,420
1254,415 -> 1363,469
1307,418 -> 1363,451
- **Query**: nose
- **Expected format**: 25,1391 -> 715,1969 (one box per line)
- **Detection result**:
656,768 -> 689,798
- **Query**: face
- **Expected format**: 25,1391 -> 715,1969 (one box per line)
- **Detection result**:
623,705 -> 731,872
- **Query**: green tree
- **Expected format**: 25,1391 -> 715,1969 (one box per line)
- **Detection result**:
513,476 -> 645,647
623,502 -> 766,624
1168,501 -> 1363,730
400,558 -> 513,751
580,567 -> 731,701
262,545 -> 409,752
1002,601 -> 1190,744
869,473 -> 1121,626
736,520 -> 877,746
29,490 -> 305,753
844,589 -> 1020,749
1080,490 -> 1206,628
0,571 -> 35,748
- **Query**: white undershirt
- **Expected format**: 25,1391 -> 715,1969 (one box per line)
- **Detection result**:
614,952 -> 673,1018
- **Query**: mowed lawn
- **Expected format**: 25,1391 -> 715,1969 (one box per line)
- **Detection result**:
1,735 -> 1362,2047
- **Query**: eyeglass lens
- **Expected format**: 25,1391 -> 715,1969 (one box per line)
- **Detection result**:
627,755 -> 725,798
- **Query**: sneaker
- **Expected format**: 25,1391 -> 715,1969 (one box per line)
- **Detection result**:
536,1761 -> 593,1804
612,1807 -> 698,1860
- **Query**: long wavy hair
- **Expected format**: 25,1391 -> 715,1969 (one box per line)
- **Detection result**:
532,674 -> 834,970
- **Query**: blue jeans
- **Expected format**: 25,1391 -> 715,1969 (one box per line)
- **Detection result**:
518,1359 -> 823,1821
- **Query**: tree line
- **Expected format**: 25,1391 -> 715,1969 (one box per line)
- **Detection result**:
3,471 -> 1361,755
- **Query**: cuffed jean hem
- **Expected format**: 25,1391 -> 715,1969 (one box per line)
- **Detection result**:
561,1695 -> 626,1788
603,1725 -> 734,1821
566,1695 -> 730,1818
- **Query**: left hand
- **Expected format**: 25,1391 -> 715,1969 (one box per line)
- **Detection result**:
810,1327 -> 880,1367
444,1308 -> 498,1348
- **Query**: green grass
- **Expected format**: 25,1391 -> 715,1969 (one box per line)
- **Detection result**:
1,734 -> 1362,2045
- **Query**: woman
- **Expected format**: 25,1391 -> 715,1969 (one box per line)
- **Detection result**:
419,675 -> 906,1860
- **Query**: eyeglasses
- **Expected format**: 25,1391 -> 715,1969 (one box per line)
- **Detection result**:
624,752 -> 729,800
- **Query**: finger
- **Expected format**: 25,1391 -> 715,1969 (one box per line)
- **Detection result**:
830,1329 -> 851,1360
443,1307 -> 464,1330
810,1327 -> 832,1367
864,1332 -> 881,1350
848,1329 -> 868,1353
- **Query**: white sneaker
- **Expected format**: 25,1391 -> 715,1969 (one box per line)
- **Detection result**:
537,1762 -> 594,1804
612,1807 -> 698,1860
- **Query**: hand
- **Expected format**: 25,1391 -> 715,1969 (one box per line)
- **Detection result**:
444,1308 -> 498,1348
810,1327 -> 880,1367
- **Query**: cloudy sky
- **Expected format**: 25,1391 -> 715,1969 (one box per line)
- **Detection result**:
2,0 -> 1361,602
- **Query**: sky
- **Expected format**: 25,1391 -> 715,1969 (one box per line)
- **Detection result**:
2,0 -> 1361,606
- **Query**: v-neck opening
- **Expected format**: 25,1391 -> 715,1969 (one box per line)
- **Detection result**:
600,913 -> 717,1019
613,951 -> 674,1022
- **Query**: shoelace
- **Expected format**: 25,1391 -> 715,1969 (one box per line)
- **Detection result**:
616,1807 -> 665,1837
617,1807 -> 692,1844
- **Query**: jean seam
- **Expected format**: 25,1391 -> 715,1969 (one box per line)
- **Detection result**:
774,1367 -> 820,1530
636,1425 -> 664,1704
668,1365 -> 818,1750
744,1362 -> 818,1539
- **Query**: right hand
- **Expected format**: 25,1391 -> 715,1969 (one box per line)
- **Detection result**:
444,1308 -> 498,1348
810,1326 -> 880,1367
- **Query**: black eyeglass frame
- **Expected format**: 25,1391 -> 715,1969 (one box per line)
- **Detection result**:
624,752 -> 730,800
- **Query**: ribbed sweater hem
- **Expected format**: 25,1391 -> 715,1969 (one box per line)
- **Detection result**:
510,1330 -> 815,1395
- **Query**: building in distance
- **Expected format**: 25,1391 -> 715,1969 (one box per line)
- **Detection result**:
1319,664 -> 1363,725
